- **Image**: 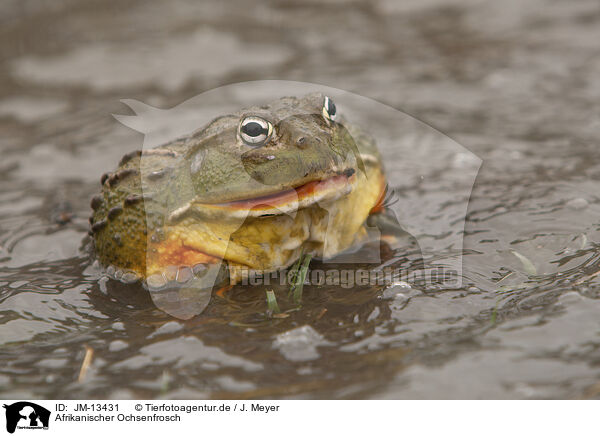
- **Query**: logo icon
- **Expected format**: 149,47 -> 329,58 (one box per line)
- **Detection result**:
3,402 -> 50,434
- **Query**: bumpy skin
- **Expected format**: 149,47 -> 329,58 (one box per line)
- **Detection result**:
90,93 -> 385,287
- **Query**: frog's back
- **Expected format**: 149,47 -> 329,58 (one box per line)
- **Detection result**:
90,139 -> 192,277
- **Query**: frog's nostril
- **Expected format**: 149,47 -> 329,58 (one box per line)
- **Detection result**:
295,136 -> 308,148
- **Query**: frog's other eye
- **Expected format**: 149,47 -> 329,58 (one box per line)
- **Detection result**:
239,116 -> 273,146
322,96 -> 337,122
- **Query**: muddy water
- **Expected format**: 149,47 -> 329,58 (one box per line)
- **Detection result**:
1,0 -> 600,399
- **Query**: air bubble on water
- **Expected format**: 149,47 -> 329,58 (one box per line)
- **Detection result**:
273,325 -> 332,362
382,284 -> 414,301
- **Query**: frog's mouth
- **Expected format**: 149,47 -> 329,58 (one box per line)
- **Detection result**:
191,168 -> 357,218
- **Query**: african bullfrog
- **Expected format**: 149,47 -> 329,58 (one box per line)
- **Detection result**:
90,93 -> 386,294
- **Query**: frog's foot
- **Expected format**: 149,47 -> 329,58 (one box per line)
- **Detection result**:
144,262 -> 229,319
215,284 -> 233,299
101,263 -> 142,284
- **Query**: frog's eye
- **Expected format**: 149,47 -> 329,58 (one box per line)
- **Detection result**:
239,116 -> 273,146
322,96 -> 337,122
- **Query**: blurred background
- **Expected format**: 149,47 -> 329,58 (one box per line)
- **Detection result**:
1,0 -> 600,399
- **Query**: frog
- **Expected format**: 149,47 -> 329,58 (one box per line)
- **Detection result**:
89,93 -> 387,297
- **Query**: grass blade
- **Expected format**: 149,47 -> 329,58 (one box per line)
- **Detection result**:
510,250 -> 537,276
288,249 -> 304,293
293,254 -> 312,305
265,290 -> 281,314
